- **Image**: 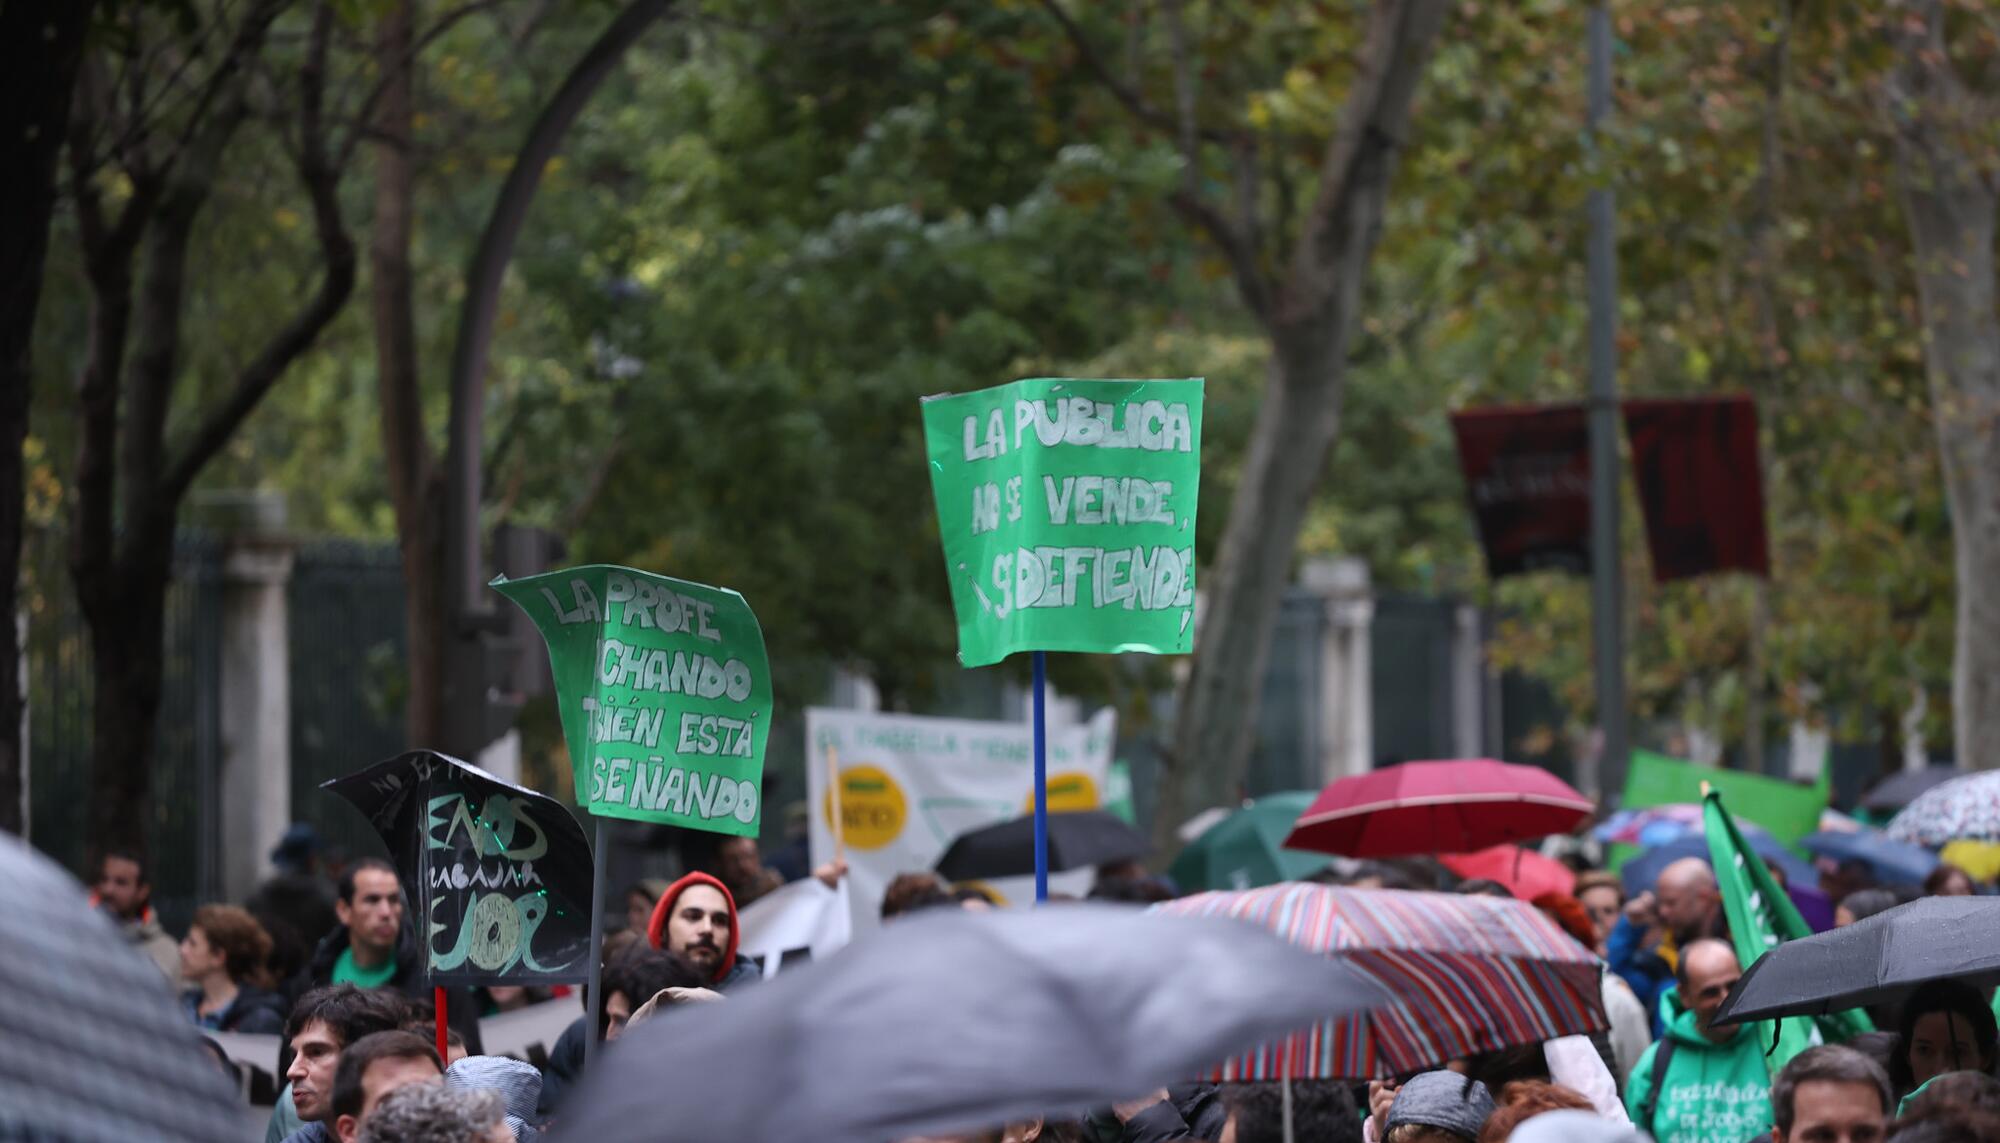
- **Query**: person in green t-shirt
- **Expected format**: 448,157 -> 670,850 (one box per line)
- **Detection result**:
326,860 -> 404,987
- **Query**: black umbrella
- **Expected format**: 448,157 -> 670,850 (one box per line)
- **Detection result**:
0,834 -> 244,1140
552,903 -> 1388,1142
1861,765 -> 1962,811
1714,897 -> 2000,1027
935,809 -> 1147,881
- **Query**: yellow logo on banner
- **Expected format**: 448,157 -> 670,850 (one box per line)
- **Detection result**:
824,764 -> 907,850
1023,771 -> 1100,813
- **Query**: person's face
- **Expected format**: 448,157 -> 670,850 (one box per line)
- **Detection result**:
1682,949 -> 1743,1038
604,990 -> 634,1042
286,1020 -> 342,1121
96,856 -> 147,919
1579,886 -> 1623,941
665,885 -> 731,971
626,890 -> 656,934
1935,871 -> 1975,898
1656,880 -> 1716,939
1777,1079 -> 1886,1143
486,985 -> 527,1011
717,838 -> 762,886
335,1056 -> 441,1143
1908,1010 -> 1985,1087
336,869 -> 404,953
178,925 -> 225,980
1835,906 -> 1858,929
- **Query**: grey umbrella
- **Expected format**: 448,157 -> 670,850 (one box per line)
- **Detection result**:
0,832 -> 245,1141
553,903 -> 1387,1142
1714,897 -> 2000,1026
1861,765 -> 1962,812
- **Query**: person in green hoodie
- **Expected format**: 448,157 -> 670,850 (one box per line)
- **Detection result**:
1624,938 -> 1775,1143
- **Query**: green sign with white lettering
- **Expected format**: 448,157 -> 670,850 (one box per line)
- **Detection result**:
920,377 -> 1204,667
493,565 -> 772,834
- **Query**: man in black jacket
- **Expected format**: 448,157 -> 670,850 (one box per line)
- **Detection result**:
294,858 -> 482,1054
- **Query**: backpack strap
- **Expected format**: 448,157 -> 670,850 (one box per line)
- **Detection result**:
1639,1036 -> 1679,1133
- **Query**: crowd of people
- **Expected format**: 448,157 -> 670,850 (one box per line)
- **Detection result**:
75,806 -> 2000,1142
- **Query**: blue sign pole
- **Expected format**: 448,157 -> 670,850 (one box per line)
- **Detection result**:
1032,650 -> 1049,902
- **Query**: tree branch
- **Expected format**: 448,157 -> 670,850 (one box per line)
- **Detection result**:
1034,0 -> 1236,146
161,0 -> 357,507
335,0 -> 512,169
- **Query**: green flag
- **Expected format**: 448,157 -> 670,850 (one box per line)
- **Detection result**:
919,377 -> 1203,666
493,565 -> 772,835
1702,787 -> 1871,1078
1629,749 -> 1827,845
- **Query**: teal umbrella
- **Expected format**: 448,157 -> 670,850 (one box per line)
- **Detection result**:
1170,791 -> 1331,891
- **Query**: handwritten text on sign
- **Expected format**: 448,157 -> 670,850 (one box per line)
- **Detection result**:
494,566 -> 772,834
922,378 -> 1204,666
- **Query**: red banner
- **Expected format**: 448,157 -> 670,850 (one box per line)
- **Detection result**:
1450,403 -> 1592,579
1623,395 -> 1769,581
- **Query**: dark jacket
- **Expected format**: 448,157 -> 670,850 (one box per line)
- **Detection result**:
1084,1084 -> 1229,1142
183,986 -> 288,1034
297,923 -> 484,1054
539,1015 -> 588,1119
277,1123 -> 335,1143
1607,915 -> 1673,1036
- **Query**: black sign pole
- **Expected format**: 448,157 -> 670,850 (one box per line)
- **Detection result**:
584,816 -> 610,1068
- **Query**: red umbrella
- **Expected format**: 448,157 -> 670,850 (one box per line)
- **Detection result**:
1438,845 -> 1576,900
1284,759 -> 1593,858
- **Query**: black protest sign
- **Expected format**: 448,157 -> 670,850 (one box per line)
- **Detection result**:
323,750 -> 594,985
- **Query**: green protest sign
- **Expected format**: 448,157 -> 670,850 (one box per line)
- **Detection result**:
920,377 -> 1204,666
1623,749 -> 1826,846
493,565 -> 772,835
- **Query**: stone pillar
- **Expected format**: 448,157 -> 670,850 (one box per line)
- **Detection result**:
208,493 -> 294,904
1302,557 -> 1373,782
1450,603 -> 1486,759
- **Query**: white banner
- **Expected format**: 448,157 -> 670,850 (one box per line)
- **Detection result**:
736,877 -> 853,977
806,707 -> 1117,930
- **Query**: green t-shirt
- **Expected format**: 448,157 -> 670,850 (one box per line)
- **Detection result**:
332,946 -> 397,990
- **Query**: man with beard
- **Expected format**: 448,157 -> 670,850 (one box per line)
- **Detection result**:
92,847 -> 180,980
295,858 -> 483,1054
646,871 -> 760,990
1609,857 -> 1724,1033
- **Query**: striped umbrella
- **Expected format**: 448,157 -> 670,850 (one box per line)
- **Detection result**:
1153,883 -> 1607,1080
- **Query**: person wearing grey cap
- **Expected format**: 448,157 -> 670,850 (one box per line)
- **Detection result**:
1380,1070 -> 1497,1143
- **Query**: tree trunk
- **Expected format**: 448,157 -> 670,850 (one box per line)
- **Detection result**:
77,539 -> 171,851
0,0 -> 97,835
1888,1 -> 2000,770
369,0 -> 446,749
1157,0 -> 1448,850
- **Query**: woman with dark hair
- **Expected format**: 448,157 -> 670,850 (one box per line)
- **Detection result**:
1891,980 -> 1999,1099
1924,864 -> 1978,898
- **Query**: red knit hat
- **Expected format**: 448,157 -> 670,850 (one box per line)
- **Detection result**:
646,871 -> 740,984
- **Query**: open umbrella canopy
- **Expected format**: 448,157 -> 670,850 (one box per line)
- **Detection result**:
1284,760 -> 1594,859
0,834 -> 244,1141
1592,804 -> 1702,846
1800,829 -> 1940,888
1618,826 -> 1818,895
1169,791 -> 1330,891
1715,897 -> 2000,1026
1439,845 -> 1577,900
1861,766 -> 1962,812
1888,771 -> 2000,847
935,809 -> 1147,881
552,904 -> 1385,1142
1152,883 -> 1606,1079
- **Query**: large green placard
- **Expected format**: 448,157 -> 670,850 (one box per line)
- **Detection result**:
920,377 -> 1204,666
493,565 -> 772,834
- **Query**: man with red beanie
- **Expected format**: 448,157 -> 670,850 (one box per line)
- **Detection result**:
647,871 -> 760,990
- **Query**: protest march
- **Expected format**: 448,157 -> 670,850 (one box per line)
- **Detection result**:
13,5 -> 2000,1142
